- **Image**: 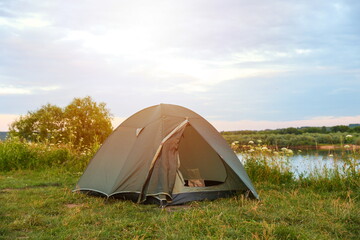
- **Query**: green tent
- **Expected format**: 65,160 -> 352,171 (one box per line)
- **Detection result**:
74,104 -> 258,205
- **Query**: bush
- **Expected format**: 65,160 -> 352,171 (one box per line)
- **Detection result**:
0,138 -> 38,170
244,155 -> 294,185
0,137 -> 98,172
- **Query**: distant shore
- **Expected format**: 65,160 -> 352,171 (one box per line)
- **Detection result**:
275,144 -> 360,150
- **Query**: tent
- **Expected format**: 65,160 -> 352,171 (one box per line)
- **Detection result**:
74,104 -> 258,205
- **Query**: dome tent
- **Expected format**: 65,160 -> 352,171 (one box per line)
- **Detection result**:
74,104 -> 258,205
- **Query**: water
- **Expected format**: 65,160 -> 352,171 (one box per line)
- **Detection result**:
289,150 -> 352,177
237,150 -> 359,177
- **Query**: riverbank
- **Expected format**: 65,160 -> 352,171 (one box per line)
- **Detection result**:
316,144 -> 360,150
277,144 -> 360,150
236,144 -> 360,152
222,132 -> 360,148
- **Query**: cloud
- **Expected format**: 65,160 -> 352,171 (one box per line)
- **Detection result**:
0,0 -> 359,124
0,86 -> 31,95
0,84 -> 60,95
0,15 -> 50,29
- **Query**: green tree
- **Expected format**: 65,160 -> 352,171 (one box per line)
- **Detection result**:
330,125 -> 350,133
302,127 -> 322,133
9,104 -> 64,143
280,127 -> 301,135
321,126 -> 328,133
9,96 -> 113,148
350,126 -> 360,133
63,96 -> 113,147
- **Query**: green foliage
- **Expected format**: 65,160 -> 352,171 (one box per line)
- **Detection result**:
297,155 -> 360,192
331,125 -> 350,133
0,137 -> 38,171
9,104 -> 64,142
232,140 -> 359,193
223,124 -> 360,137
352,126 -> 360,133
9,96 -> 113,149
277,127 -> 302,135
231,142 -> 295,185
244,155 -> 294,185
63,96 -> 113,147
0,137 -> 98,171
223,132 -> 360,147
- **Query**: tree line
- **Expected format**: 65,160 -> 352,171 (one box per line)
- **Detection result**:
222,125 -> 360,136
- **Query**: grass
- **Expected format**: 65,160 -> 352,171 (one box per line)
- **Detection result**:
0,139 -> 359,239
0,137 -> 97,172
1,168 -> 359,239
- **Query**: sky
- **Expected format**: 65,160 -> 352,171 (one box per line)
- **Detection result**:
1,0 -> 360,131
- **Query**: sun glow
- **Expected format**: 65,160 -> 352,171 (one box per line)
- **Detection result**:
0,85 -> 60,95
61,3 -> 171,57
0,15 -> 50,29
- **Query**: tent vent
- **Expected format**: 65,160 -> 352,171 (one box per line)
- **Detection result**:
136,128 -> 144,136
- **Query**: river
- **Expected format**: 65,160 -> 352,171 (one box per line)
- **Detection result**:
237,149 -> 359,177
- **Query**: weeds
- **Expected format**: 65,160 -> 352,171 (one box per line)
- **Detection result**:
0,137 -> 98,172
232,140 -> 360,192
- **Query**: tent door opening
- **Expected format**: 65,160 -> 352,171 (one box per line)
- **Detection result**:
176,125 -> 227,188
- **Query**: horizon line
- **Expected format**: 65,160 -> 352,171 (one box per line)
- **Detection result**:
1,114 -> 360,132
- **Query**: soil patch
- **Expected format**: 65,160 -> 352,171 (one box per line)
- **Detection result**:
65,203 -> 84,208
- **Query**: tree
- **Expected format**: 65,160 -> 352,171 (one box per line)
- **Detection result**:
321,126 -> 328,133
9,96 -> 113,148
352,126 -> 360,133
9,104 -> 64,143
330,125 -> 350,133
302,127 -> 322,133
63,96 -> 113,147
279,127 -> 301,135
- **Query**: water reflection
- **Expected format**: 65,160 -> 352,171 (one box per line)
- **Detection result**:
237,149 -> 359,178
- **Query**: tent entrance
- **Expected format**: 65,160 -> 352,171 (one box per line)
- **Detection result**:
176,125 -> 227,188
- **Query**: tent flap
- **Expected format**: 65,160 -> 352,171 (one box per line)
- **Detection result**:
138,119 -> 189,202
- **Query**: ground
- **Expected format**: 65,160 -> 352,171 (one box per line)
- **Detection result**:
1,169 -> 359,239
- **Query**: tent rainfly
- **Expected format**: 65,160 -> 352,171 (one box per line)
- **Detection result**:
74,104 -> 259,205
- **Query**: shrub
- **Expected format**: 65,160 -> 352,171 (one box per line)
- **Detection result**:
244,155 -> 294,185
0,137 -> 98,172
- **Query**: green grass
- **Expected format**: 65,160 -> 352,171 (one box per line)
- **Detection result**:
1,168 -> 359,240
1,139 -> 359,239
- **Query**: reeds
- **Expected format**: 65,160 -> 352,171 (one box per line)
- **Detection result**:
233,141 -> 360,191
